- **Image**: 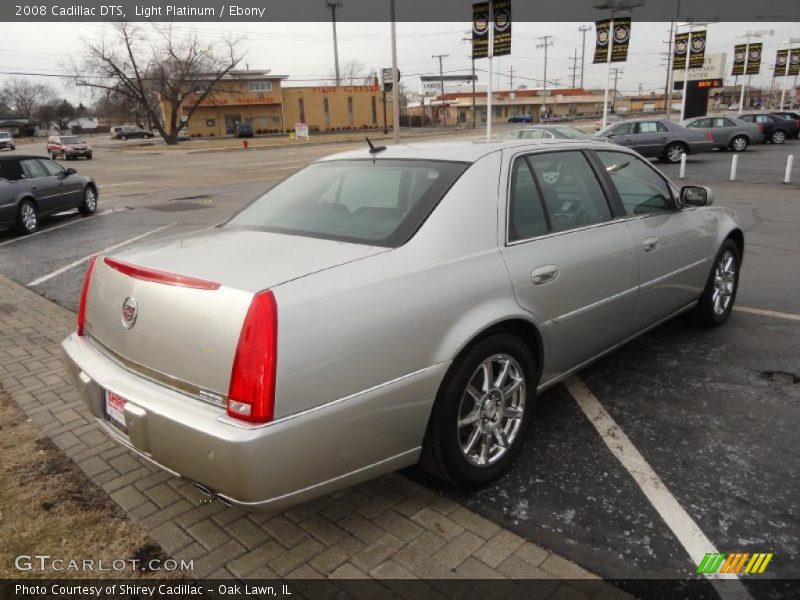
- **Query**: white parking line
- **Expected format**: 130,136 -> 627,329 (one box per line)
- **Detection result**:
565,376 -> 753,600
98,181 -> 143,188
0,208 -> 118,248
27,225 -> 174,287
734,306 -> 800,322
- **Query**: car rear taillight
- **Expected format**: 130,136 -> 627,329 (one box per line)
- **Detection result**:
706,129 -> 713,141
227,291 -> 278,423
77,256 -> 98,336
758,123 -> 764,133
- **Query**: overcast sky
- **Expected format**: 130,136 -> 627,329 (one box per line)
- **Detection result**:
1,20 -> 797,106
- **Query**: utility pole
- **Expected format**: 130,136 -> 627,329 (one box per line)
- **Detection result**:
578,25 -> 591,89
537,35 -> 554,120
569,49 -> 579,88
638,82 -> 643,96
462,34 -> 477,129
610,68 -> 623,113
509,65 -> 514,91
390,0 -> 400,143
432,54 -> 449,127
325,0 -> 343,86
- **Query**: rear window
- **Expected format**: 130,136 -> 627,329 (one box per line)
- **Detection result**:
226,159 -> 469,247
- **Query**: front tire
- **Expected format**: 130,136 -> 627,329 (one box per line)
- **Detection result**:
78,185 -> 97,216
421,333 -> 536,486
771,130 -> 787,144
729,135 -> 748,152
663,142 -> 687,164
689,239 -> 740,327
16,199 -> 38,234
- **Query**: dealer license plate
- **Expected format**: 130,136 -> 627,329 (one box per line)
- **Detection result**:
104,390 -> 128,433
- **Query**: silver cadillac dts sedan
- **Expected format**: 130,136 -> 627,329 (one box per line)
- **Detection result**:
62,139 -> 743,511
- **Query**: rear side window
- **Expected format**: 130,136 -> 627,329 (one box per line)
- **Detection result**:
20,159 -> 47,179
508,159 -> 548,242
0,160 -> 23,181
596,151 -> 673,216
637,121 -> 668,134
527,151 -> 612,233
226,159 -> 469,247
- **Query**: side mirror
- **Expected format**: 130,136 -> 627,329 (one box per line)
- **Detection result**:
680,185 -> 713,207
66,168 -> 77,175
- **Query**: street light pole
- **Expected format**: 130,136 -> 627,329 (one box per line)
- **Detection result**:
326,0 -> 343,86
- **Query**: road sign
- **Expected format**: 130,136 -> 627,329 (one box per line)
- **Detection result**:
382,68 -> 400,92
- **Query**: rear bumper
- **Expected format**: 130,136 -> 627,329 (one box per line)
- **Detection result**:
61,332 -> 442,512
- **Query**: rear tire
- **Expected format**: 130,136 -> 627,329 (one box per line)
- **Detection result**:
420,333 -> 536,486
663,142 -> 687,163
78,185 -> 97,216
771,130 -> 787,144
729,135 -> 748,152
15,199 -> 38,235
689,239 -> 740,327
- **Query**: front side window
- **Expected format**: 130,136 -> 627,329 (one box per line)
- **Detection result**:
226,160 -> 469,247
596,151 -> 673,216
527,151 -> 612,233
689,118 -> 711,128
608,122 -> 635,136
39,159 -> 66,177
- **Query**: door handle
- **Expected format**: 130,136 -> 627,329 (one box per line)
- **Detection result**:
531,265 -> 559,285
643,237 -> 660,252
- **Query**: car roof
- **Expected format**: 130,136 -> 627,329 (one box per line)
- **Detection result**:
319,139 -> 625,164
507,124 -> 580,130
0,154 -> 47,162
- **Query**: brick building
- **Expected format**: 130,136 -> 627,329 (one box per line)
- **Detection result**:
167,70 -> 393,137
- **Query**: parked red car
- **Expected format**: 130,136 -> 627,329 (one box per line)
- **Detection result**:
47,135 -> 93,160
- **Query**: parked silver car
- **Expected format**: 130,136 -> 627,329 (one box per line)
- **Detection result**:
682,116 -> 764,151
62,140 -> 743,511
595,118 -> 715,162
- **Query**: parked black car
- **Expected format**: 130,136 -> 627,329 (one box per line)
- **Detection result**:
770,112 -> 800,138
0,155 -> 97,235
738,113 -> 799,144
112,126 -> 154,140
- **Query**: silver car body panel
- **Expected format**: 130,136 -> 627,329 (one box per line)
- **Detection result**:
62,139 -> 743,510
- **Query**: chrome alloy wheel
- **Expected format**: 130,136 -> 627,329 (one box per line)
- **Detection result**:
772,130 -> 786,144
712,250 -> 736,317
457,354 -> 526,467
85,187 -> 97,211
731,137 -> 747,151
666,144 -> 686,163
20,202 -> 37,232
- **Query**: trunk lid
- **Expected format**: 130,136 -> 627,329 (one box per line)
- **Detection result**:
84,228 -> 385,404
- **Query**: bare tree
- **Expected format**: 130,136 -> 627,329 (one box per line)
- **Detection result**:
1,78 -> 56,120
73,23 -> 244,144
326,59 -> 372,86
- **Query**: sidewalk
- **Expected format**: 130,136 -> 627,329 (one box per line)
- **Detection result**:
0,273 -> 628,597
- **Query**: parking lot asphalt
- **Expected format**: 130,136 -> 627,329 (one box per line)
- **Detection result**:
1,132 -> 798,593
